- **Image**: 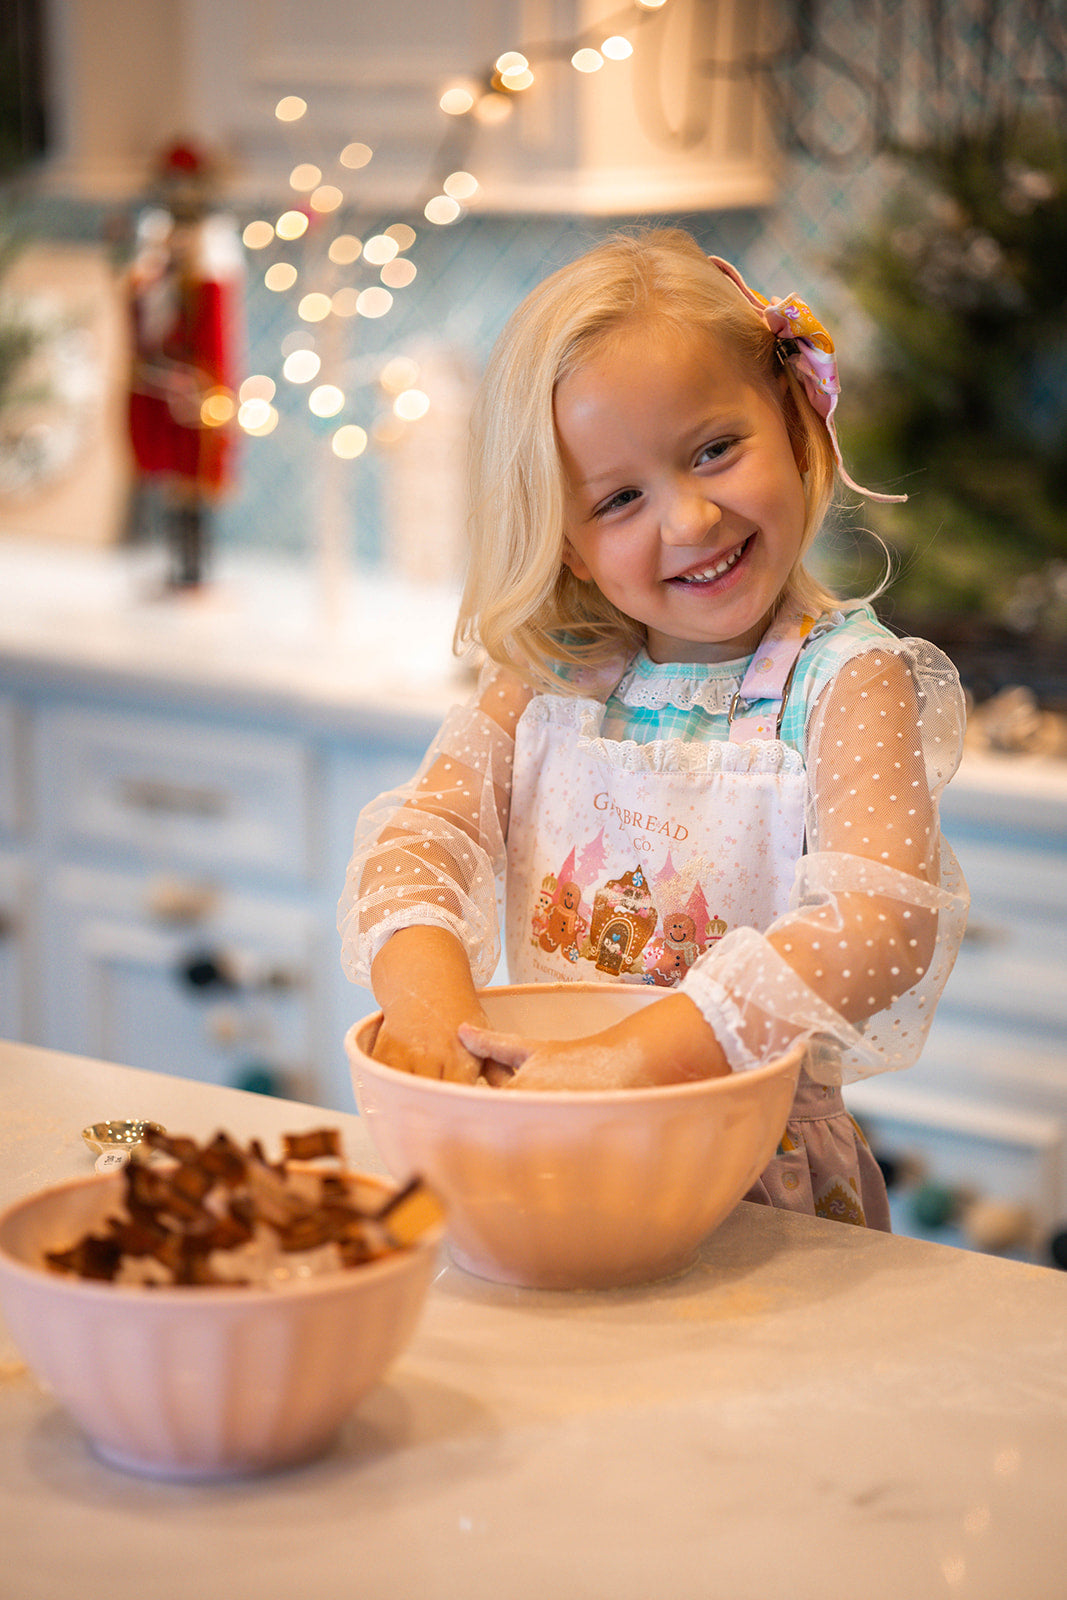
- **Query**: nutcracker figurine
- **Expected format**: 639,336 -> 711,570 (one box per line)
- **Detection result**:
126,142 -> 243,587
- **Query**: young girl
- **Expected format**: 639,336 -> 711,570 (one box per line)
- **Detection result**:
339,228 -> 969,1228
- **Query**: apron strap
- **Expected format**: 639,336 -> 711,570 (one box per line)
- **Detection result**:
728,610 -> 818,742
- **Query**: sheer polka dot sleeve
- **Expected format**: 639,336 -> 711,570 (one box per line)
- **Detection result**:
338,663 -> 533,987
681,640 -> 970,1083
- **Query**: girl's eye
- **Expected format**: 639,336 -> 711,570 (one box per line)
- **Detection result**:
697,438 -> 734,466
594,487 -> 641,518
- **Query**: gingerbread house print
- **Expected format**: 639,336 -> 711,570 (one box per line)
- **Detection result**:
587,867 -> 658,975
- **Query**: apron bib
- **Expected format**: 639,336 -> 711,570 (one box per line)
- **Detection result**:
506,613 -> 813,989
503,610 -> 892,1232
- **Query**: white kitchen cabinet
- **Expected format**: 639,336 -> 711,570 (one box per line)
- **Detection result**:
36,703 -> 317,886
848,759 -> 1067,1257
0,693 -> 25,836
43,861 -> 325,1101
0,675 -> 435,1109
0,693 -> 37,1044
0,851 -> 35,1044
0,567 -> 450,1109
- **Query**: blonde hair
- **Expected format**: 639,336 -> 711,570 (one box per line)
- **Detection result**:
456,227 -> 842,691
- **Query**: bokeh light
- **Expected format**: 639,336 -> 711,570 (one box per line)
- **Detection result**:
276,210 -> 309,241
264,263 -> 298,292
200,390 -> 235,427
473,93 -> 512,125
424,194 -> 461,224
380,356 -> 420,394
289,163 -> 321,191
238,398 -> 279,435
385,223 -> 417,251
380,258 -> 417,288
311,185 -> 343,213
332,424 -> 368,459
329,234 -> 363,264
439,84 -> 475,115
298,292 -> 333,322
340,142 -> 373,168
363,233 -> 399,265
331,286 -> 360,317
282,349 -> 322,384
444,170 -> 478,200
393,388 -> 430,421
309,385 -> 345,418
372,414 -> 406,447
239,374 -> 276,402
242,220 -> 274,249
356,287 -> 394,318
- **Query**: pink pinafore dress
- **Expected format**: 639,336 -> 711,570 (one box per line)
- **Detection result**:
504,611 -> 890,1229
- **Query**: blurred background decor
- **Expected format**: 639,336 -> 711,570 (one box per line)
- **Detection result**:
0,218 -> 127,546
124,140 -> 244,588
831,115 -> 1067,716
3,0 -> 1065,655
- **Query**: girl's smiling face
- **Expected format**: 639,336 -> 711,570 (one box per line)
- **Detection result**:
555,319 -> 809,663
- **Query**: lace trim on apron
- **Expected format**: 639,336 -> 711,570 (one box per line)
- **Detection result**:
611,663 -> 741,716
521,696 -> 807,777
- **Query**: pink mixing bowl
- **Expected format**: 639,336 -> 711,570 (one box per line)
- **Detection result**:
347,983 -> 804,1290
0,1167 -> 442,1479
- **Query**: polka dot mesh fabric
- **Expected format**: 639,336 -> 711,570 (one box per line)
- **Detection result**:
339,663 -> 531,988
338,632 -> 968,1085
683,641 -> 968,1082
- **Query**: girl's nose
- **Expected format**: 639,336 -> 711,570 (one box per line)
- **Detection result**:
661,483 -> 721,545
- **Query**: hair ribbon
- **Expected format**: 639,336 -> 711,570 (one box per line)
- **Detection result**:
710,256 -> 907,504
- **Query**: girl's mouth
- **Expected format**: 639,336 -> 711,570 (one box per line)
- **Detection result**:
670,535 -> 753,585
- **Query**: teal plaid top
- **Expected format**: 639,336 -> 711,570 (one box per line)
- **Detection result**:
594,605 -> 892,753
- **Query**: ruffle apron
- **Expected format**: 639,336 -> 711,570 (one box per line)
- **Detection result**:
505,611 -> 890,1230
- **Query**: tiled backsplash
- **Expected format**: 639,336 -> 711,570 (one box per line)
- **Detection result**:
12,178 -> 879,568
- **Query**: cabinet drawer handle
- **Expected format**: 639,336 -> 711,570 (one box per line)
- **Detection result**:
177,947 -> 304,995
179,951 -> 236,992
147,876 -> 218,924
119,777 -> 229,819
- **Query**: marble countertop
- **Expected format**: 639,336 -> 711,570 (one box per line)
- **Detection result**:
2,1038 -> 1066,1600
3,542 -> 1066,824
0,541 -> 467,735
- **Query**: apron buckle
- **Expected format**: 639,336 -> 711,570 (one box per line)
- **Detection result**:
728,689 -> 788,739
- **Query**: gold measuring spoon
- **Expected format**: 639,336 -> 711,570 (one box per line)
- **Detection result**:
82,1120 -> 165,1173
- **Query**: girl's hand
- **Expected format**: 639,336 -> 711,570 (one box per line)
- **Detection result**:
369,926 -> 490,1084
372,1006 -> 489,1084
458,993 -> 730,1091
457,1024 -> 642,1091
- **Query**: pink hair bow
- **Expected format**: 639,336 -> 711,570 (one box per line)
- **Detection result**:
710,256 -> 907,504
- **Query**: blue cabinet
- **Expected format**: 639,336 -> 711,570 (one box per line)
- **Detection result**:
847,759 -> 1067,1256
0,641 -> 440,1110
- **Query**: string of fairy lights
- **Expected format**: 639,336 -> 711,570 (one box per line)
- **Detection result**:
194,0 -> 1055,463
225,0 -> 672,463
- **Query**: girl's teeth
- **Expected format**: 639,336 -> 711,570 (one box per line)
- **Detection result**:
678,546 -> 742,582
